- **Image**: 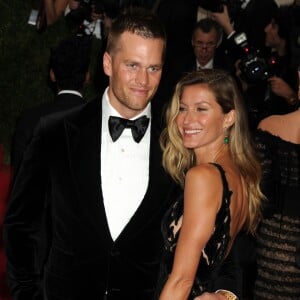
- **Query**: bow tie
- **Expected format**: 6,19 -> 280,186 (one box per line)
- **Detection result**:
108,115 -> 150,143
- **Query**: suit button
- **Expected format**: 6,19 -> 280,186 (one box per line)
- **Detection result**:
110,247 -> 120,257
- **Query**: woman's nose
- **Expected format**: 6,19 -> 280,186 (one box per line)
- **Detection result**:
182,110 -> 196,123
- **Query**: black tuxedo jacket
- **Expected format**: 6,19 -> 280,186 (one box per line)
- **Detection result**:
9,93 -> 86,281
4,98 -> 180,300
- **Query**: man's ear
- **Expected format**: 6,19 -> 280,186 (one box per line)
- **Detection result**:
216,31 -> 223,48
49,68 -> 56,82
191,36 -> 194,47
224,109 -> 235,128
103,52 -> 112,76
85,71 -> 91,84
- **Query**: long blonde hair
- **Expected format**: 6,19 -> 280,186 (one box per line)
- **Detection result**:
160,69 -> 264,234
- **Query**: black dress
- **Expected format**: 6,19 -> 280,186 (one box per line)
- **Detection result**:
156,163 -> 232,299
254,129 -> 300,299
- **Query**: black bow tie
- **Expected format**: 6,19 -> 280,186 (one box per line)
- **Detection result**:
108,115 -> 150,143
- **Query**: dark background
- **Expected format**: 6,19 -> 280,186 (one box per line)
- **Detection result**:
0,0 -> 101,163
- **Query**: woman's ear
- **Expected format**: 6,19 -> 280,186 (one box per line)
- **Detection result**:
103,52 -> 112,77
224,109 -> 235,128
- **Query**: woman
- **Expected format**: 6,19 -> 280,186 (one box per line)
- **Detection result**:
254,88 -> 300,299
158,69 -> 264,299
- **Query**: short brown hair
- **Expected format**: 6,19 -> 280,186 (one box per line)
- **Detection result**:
106,7 -> 166,60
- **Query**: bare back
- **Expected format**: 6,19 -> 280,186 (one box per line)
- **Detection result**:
216,157 -> 249,250
258,109 -> 300,145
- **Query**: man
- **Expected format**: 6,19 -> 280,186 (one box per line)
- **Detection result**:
190,18 -> 224,70
4,8 -> 242,300
153,17 -> 231,120
11,34 -> 91,173
5,8 -> 179,300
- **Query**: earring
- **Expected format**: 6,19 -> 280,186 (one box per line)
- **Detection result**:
224,128 -> 229,144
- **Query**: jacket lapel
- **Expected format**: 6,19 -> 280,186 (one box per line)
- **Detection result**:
64,99 -> 113,246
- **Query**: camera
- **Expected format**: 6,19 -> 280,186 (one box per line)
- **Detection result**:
65,0 -> 92,28
234,32 -> 277,84
65,0 -> 104,30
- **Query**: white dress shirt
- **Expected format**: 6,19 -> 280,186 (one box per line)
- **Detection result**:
196,58 -> 214,70
101,88 -> 151,240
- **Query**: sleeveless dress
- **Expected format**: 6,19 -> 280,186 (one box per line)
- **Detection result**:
156,163 -> 232,299
254,130 -> 300,299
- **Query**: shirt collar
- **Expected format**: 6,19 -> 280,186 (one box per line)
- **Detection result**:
57,90 -> 83,98
196,58 -> 214,70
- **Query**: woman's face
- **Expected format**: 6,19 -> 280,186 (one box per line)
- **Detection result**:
176,84 -> 230,152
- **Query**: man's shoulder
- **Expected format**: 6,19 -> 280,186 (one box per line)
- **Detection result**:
16,95 -> 85,129
38,97 -> 101,131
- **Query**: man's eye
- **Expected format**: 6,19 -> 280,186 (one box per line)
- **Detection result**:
127,63 -> 137,69
148,66 -> 161,73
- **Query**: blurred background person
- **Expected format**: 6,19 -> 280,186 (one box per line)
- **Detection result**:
37,0 -> 104,37
37,0 -> 79,31
186,18 -> 223,70
237,5 -> 299,130
9,35 -> 92,282
11,34 -> 92,173
253,68 -> 300,299
212,3 -> 299,130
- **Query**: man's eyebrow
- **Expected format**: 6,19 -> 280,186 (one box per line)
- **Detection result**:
149,64 -> 163,68
123,60 -> 162,68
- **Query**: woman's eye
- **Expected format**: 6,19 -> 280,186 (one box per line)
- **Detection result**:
196,107 -> 206,111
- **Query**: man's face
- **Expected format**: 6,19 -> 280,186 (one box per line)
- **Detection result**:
192,28 -> 219,67
103,31 -> 164,119
264,20 -> 280,48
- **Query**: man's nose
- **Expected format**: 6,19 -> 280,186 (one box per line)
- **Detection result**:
136,68 -> 148,86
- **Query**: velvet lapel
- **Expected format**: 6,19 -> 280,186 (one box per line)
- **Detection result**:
64,99 -> 113,247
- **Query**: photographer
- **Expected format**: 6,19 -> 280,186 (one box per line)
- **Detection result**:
64,0 -> 104,38
199,0 -> 278,54
212,4 -> 298,130
237,6 -> 298,129
37,0 -> 104,38
37,0 -> 79,30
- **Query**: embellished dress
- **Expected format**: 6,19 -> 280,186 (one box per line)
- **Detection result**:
254,129 -> 300,299
156,163 -> 232,299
